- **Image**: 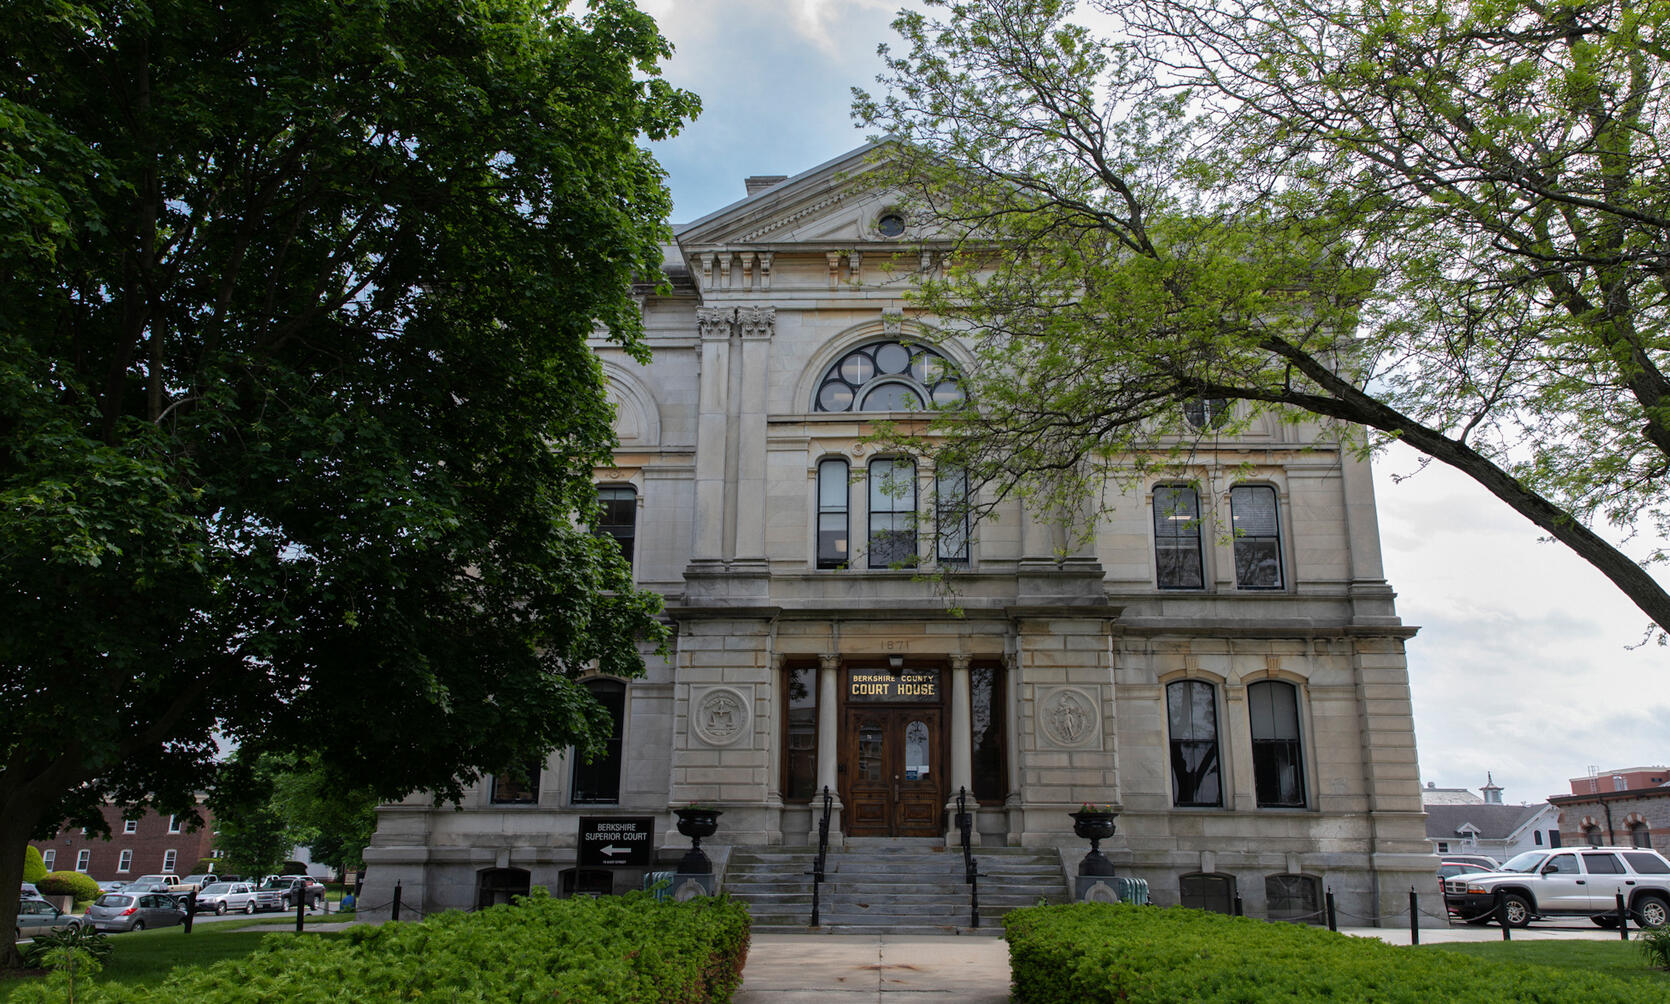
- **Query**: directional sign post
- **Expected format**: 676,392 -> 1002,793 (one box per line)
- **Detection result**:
578,816 -> 655,868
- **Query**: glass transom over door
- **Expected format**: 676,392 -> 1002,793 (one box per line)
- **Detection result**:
842,707 -> 944,837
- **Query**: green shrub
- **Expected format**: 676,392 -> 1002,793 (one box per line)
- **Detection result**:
23,845 -> 48,883
1640,925 -> 1670,972
1004,903 -> 1650,1003
10,888 -> 749,1004
35,870 -> 103,901
21,925 -> 113,968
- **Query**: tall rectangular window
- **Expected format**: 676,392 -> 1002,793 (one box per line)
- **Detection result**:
41,850 -> 55,870
1249,681 -> 1305,807
783,664 -> 818,800
971,664 -> 1006,802
935,465 -> 970,563
118,849 -> 133,873
168,814 -> 182,834
817,459 -> 850,568
1153,485 -> 1204,588
596,486 -> 637,564
162,849 -> 176,872
571,680 -> 625,805
868,459 -> 918,569
1166,681 -> 1222,806
75,849 -> 91,872
1231,485 -> 1282,588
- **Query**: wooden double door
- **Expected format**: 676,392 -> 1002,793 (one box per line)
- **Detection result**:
842,707 -> 944,837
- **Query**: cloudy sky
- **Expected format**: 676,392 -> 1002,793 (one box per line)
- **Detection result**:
637,0 -> 1668,806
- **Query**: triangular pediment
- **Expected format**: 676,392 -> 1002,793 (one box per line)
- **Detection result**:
674,142 -> 910,250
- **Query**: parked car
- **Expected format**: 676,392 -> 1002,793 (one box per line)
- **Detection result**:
193,882 -> 262,915
98,880 -> 129,895
1439,853 -> 1499,871
16,899 -> 81,942
175,874 -> 218,894
125,874 -> 180,894
1437,860 -> 1494,882
19,883 -> 44,902
1443,846 -> 1670,928
84,892 -> 188,933
260,875 -> 325,910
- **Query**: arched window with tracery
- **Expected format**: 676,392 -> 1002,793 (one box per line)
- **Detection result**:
813,340 -> 965,413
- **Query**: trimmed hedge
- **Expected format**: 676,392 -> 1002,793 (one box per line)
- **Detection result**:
13,888 -> 749,1004
36,870 -> 103,901
1005,903 -> 1652,1003
23,845 -> 48,883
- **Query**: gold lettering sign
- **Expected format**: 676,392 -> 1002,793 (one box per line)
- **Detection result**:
848,669 -> 940,701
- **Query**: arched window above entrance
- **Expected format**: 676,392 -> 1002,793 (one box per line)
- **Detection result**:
813,340 -> 964,413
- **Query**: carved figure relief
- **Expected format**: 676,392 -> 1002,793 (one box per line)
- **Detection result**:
1039,688 -> 1098,748
692,687 -> 751,747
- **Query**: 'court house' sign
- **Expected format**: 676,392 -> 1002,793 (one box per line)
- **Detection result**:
848,669 -> 939,701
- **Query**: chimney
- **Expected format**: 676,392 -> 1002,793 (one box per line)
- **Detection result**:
745,175 -> 788,196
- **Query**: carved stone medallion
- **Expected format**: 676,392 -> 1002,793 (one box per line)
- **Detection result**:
692,687 -> 751,747
1039,687 -> 1098,748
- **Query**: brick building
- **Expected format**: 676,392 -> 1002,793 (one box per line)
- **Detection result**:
30,804 -> 217,882
1551,766 -> 1669,850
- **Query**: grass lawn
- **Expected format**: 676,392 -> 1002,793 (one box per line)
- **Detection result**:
1426,939 -> 1670,989
1,919 -> 345,1002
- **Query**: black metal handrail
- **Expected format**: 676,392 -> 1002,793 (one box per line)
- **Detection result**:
810,785 -> 833,926
957,786 -> 979,928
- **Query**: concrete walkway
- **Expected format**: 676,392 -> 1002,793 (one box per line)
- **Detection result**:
732,923 -> 1630,1001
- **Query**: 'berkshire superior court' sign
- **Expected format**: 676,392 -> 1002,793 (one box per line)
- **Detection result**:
848,669 -> 939,701
577,816 -> 654,867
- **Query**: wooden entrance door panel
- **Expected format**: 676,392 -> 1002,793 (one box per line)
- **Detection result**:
840,708 -> 943,837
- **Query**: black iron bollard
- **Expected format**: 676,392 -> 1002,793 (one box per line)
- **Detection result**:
1494,889 -> 1510,941
1233,893 -> 1243,917
392,881 -> 402,922
295,892 -> 306,933
1617,891 -> 1630,941
182,891 -> 196,934
1409,887 -> 1418,946
1325,888 -> 1337,931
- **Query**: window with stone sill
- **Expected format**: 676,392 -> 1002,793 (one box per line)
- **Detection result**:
596,485 -> 636,566
491,761 -> 541,805
1166,680 -> 1222,807
1248,680 -> 1306,808
75,849 -> 91,873
868,458 -> 918,569
1153,485 -> 1204,589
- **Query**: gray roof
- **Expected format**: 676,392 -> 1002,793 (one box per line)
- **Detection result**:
1425,803 -> 1547,841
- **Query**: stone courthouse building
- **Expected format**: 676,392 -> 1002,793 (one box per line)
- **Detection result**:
361,144 -> 1436,927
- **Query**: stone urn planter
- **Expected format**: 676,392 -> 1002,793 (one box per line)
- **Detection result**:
1070,808 -> 1117,877
674,806 -> 722,874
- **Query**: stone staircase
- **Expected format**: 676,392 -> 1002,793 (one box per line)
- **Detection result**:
724,839 -> 1068,934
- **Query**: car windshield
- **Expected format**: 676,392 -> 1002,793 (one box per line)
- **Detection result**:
184,875 -> 211,883
261,878 -> 291,889
201,883 -> 232,895
134,875 -> 167,883
95,894 -> 134,907
1499,851 -> 1547,873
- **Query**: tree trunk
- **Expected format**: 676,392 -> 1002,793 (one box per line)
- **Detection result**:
0,790 -> 47,969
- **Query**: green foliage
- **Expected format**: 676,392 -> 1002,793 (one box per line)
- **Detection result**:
1640,925 -> 1670,971
1004,903 -> 1654,1002
21,848 -> 46,884
211,749 -> 380,880
855,0 -> 1670,633
0,0 -> 695,962
35,871 -> 102,901
21,926 -> 112,969
9,891 -> 749,1004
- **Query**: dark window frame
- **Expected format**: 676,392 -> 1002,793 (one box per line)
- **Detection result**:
816,458 -> 850,569
935,465 -> 971,564
1248,680 -> 1306,808
1230,484 -> 1283,589
596,485 -> 637,566
1265,873 -> 1322,924
1153,484 -> 1205,589
781,661 -> 819,802
570,679 -> 626,806
1179,872 -> 1237,914
868,458 -> 918,569
490,760 -> 542,805
1166,680 -> 1223,807
970,662 -> 1007,804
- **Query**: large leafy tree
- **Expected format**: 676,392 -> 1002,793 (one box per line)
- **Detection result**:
853,0 -> 1670,629
0,0 -> 693,962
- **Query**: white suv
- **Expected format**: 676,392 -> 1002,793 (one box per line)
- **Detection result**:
1443,846 -> 1670,928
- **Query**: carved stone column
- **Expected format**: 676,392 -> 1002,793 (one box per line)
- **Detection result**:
946,655 -> 974,842
817,655 -> 844,844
